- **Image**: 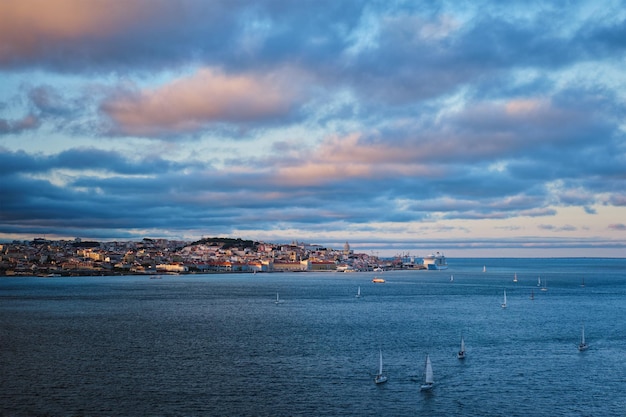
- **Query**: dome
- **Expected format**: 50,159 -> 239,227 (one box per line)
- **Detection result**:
343,241 -> 350,254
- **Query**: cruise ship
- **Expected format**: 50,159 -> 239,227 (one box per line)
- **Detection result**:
422,252 -> 448,270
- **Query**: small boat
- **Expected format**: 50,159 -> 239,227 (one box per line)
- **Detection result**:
501,289 -> 507,308
537,276 -> 541,287
420,354 -> 434,391
581,277 -> 585,287
275,293 -> 283,304
513,273 -> 518,283
541,280 -> 548,292
355,286 -> 361,298
578,323 -> 589,351
374,350 -> 388,384
457,335 -> 466,360
372,277 -> 385,283
450,275 -> 454,282
483,265 -> 486,273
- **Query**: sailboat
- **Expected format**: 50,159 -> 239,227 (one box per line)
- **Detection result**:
355,286 -> 361,298
274,292 -> 283,304
420,354 -> 434,391
513,273 -> 518,283
374,350 -> 388,384
537,276 -> 541,287
501,289 -> 507,308
483,265 -> 486,273
541,280 -> 548,292
578,323 -> 589,351
450,275 -> 454,282
457,335 -> 466,359
581,277 -> 585,287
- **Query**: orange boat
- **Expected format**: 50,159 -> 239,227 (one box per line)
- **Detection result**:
372,277 -> 385,283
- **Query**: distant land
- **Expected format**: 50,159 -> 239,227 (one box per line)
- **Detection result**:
1,237 -> 432,277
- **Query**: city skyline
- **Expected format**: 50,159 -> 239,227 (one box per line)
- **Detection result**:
1,1 -> 625,257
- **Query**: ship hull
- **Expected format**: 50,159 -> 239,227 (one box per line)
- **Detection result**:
423,252 -> 448,270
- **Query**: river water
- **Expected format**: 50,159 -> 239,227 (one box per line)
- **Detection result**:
1,258 -> 625,416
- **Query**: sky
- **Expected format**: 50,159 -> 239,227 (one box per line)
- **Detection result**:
1,0 -> 625,257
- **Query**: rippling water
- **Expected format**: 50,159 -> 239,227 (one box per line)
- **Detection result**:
1,258 -> 625,416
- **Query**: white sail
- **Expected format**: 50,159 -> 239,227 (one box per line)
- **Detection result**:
457,335 -> 466,359
374,349 -> 388,384
420,354 -> 434,390
356,286 -> 361,298
579,323 -> 589,351
581,325 -> 585,344
513,273 -> 518,282
501,289 -> 507,308
424,355 -> 433,384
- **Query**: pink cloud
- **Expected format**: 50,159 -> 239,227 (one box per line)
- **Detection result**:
101,68 -> 307,136
0,0 -> 165,63
504,99 -> 548,116
0,114 -> 40,134
270,133 -> 440,186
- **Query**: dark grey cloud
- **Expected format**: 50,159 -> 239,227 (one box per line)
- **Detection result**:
0,147 -> 195,176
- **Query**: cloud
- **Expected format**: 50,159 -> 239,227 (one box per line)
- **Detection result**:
0,147 -> 192,176
0,83 -> 101,137
608,223 -> 626,231
0,0 -> 361,72
537,224 -> 577,232
27,85 -> 73,116
101,67 -> 309,136
338,6 -> 625,104
1,1 -> 625,255
0,114 -> 39,134
0,0 -> 192,69
1,1 -> 624,85
610,195 -> 626,206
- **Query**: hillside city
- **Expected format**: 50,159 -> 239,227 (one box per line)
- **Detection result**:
0,237 -> 428,277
